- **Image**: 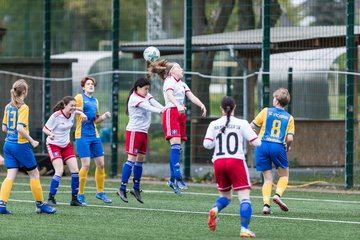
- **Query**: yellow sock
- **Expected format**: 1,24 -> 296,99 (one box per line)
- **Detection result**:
30,178 -> 44,202
275,177 -> 289,197
262,182 -> 273,206
79,168 -> 89,194
95,167 -> 105,193
0,178 -> 14,202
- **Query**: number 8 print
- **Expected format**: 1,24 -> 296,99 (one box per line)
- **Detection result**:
270,120 -> 281,138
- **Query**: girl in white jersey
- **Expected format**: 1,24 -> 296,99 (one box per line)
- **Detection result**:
43,96 -> 87,206
203,96 -> 261,238
148,59 -> 207,194
116,77 -> 164,204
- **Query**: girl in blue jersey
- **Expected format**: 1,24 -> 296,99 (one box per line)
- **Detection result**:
75,76 -> 112,205
0,79 -> 56,214
251,88 -> 295,214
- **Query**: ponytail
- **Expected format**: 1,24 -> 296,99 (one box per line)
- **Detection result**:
53,96 -> 75,112
147,59 -> 175,80
10,79 -> 28,108
220,96 -> 236,134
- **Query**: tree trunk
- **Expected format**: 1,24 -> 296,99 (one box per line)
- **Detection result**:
235,0 -> 282,121
192,0 -> 235,116
257,0 -> 282,28
233,0 -> 256,117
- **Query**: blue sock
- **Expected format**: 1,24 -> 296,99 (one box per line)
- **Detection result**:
121,160 -> 134,191
169,163 -> 174,182
214,197 -> 230,213
49,175 -> 61,196
71,173 -> 79,194
170,144 -> 181,181
133,162 -> 143,189
240,199 -> 252,229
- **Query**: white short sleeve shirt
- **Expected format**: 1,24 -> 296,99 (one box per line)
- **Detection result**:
44,110 -> 75,147
163,76 -> 190,108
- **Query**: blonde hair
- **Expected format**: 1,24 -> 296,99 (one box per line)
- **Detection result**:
273,88 -> 290,107
10,79 -> 28,108
147,59 -> 176,80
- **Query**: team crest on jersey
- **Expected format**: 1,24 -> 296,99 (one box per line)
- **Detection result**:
171,129 -> 177,135
54,152 -> 59,156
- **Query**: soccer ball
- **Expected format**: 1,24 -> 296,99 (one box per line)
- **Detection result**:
143,46 -> 160,62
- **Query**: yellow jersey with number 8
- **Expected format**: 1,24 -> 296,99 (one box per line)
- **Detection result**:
252,107 -> 294,144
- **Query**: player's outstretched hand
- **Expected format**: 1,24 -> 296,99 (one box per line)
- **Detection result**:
201,105 -> 207,117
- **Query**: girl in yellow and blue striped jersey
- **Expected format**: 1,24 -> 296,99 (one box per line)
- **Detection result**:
74,76 -> 112,206
0,79 -> 56,214
251,88 -> 295,214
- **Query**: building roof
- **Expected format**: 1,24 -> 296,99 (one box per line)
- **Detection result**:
120,26 -> 360,57
270,47 -> 346,71
52,51 -> 112,80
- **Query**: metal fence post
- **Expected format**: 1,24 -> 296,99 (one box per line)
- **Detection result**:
287,67 -> 293,114
42,0 -> 51,153
111,0 -> 120,177
184,0 -> 192,180
261,0 -> 270,109
345,0 -> 355,189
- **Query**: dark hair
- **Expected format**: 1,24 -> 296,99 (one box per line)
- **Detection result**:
53,96 -> 76,112
80,76 -> 97,90
126,77 -> 151,115
220,96 -> 236,134
147,59 -> 176,80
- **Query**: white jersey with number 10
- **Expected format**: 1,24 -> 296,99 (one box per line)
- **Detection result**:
203,116 -> 259,163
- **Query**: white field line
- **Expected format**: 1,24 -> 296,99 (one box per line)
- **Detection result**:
7,198 -> 360,225
10,182 -> 360,205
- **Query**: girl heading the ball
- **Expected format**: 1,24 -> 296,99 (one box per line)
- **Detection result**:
147,59 -> 206,194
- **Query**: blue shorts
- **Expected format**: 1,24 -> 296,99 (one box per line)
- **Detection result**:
75,138 -> 104,158
255,141 -> 288,171
3,141 -> 37,170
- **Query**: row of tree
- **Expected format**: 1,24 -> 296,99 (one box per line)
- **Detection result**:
0,0 -> 352,118
0,0 -> 350,57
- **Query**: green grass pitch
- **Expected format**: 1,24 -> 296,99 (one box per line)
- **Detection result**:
0,175 -> 359,240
